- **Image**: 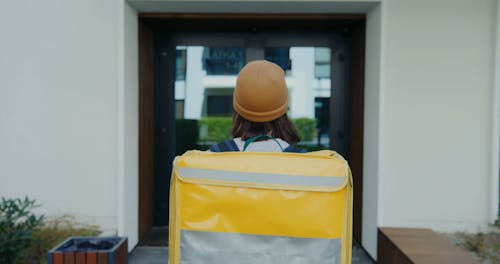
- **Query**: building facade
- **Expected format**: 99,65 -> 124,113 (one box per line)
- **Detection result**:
1,0 -> 499,260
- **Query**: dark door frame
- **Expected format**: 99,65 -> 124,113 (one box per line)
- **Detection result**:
138,13 -> 365,243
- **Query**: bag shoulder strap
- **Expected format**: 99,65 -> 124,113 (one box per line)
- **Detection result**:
209,139 -> 239,152
209,137 -> 307,153
283,145 -> 307,153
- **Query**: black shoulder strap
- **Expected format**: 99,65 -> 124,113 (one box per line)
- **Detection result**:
283,145 -> 307,153
209,139 -> 239,152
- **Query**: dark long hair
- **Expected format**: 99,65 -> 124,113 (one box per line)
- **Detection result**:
231,113 -> 301,144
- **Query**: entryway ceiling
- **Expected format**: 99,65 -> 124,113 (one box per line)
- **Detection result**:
127,0 -> 379,14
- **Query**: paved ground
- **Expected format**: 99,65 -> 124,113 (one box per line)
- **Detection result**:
129,247 -> 168,264
352,241 -> 375,263
129,242 -> 375,263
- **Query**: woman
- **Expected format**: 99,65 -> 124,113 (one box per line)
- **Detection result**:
209,60 -> 306,153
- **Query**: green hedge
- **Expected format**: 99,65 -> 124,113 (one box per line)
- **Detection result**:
292,118 -> 317,142
199,117 -> 233,142
198,116 -> 317,143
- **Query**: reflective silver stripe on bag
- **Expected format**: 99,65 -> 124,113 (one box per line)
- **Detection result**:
177,167 -> 346,189
180,230 -> 341,264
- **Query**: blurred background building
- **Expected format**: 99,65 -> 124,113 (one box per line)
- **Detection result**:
174,46 -> 331,145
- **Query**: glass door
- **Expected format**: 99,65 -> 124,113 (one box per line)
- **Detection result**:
173,37 -> 347,154
153,33 -> 350,228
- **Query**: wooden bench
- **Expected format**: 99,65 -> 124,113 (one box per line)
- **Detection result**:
378,227 -> 479,264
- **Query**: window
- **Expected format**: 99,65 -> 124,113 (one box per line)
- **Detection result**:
315,48 -> 331,79
175,100 -> 185,119
265,47 -> 291,72
176,49 -> 187,81
203,48 -> 245,75
207,95 -> 234,116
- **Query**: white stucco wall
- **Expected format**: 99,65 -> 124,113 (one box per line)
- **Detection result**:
118,1 -> 139,249
185,47 -> 205,119
290,48 -> 316,119
492,0 -> 500,225
379,0 -> 497,233
0,0 -> 119,233
363,3 -> 383,258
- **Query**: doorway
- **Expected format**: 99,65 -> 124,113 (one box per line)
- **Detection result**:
139,14 -> 365,245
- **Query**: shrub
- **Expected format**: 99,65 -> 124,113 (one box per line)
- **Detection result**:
446,231 -> 500,263
0,196 -> 44,263
197,116 -> 318,143
199,117 -> 233,142
292,118 -> 317,142
22,215 -> 99,263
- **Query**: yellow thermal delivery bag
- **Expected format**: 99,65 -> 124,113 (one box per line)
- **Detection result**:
169,150 -> 353,264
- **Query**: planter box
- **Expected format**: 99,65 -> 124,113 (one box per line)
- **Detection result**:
47,237 -> 127,264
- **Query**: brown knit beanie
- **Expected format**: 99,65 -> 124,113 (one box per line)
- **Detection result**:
233,60 -> 288,122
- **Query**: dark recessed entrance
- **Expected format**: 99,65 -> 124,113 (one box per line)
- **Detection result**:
139,14 -> 365,245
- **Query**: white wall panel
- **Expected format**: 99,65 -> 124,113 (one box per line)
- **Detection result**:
118,0 -> 139,250
380,0 -> 496,232
0,0 -> 119,232
363,3 -> 383,258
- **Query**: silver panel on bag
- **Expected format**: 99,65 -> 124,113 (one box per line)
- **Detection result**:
180,230 -> 341,264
